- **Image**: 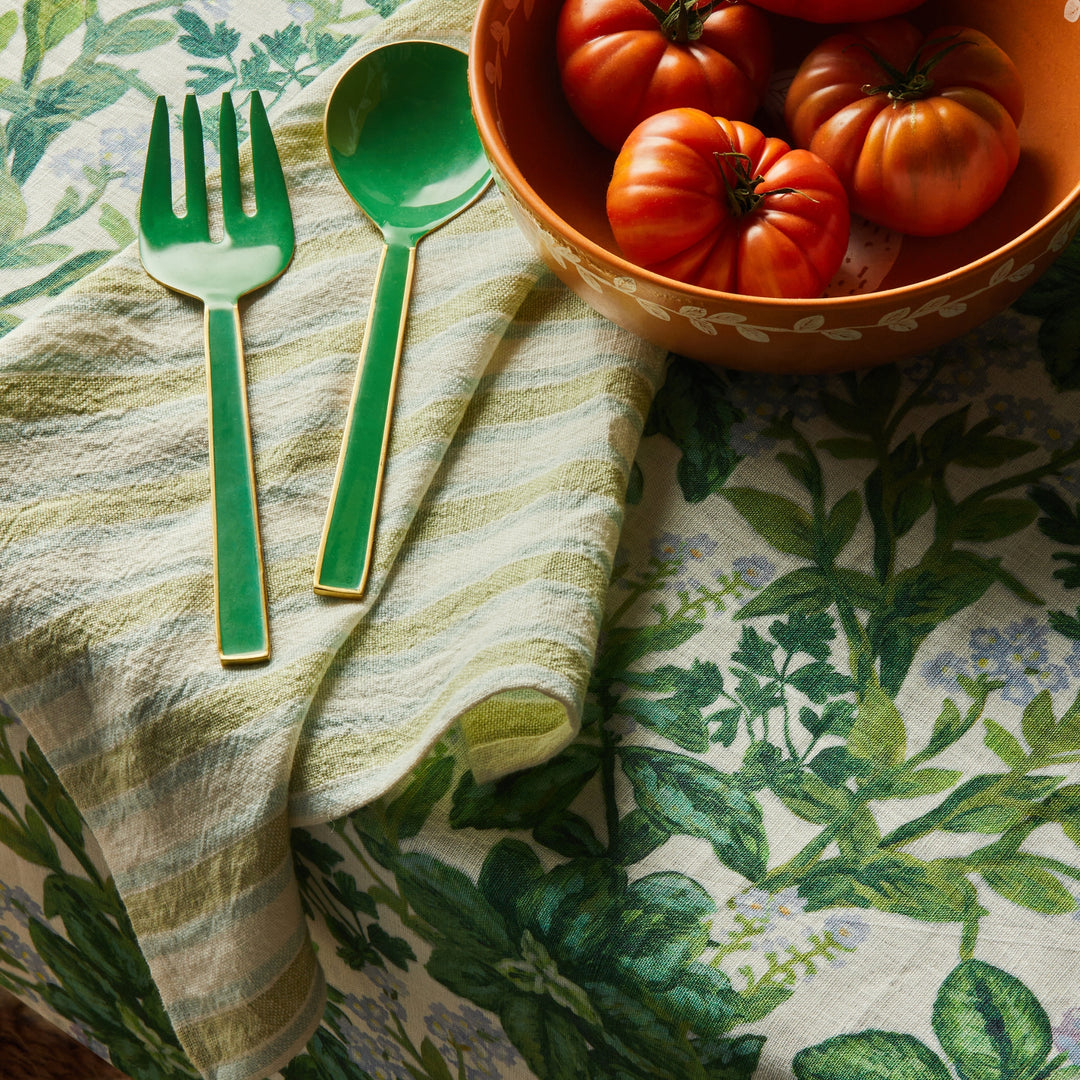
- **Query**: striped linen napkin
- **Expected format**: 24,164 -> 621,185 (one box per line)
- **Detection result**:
0,0 -> 667,1075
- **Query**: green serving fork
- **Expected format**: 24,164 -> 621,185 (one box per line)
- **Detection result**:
138,92 -> 294,665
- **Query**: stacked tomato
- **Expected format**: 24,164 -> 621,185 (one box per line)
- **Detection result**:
556,0 -> 1025,299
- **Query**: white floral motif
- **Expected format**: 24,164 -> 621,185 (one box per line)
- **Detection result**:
576,264 -> 605,293
503,181 -> 1080,345
1067,0 -> 1080,23
879,307 -> 920,332
636,297 -> 670,320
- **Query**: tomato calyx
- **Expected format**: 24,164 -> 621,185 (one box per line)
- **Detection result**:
714,151 -> 811,216
851,32 -> 976,102
637,0 -> 724,43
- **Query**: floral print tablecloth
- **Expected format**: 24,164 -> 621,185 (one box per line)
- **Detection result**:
4,1 -> 1080,1079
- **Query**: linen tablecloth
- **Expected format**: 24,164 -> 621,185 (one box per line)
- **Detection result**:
4,2 -> 1080,1080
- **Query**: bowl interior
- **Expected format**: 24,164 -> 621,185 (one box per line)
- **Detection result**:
483,0 -> 1080,293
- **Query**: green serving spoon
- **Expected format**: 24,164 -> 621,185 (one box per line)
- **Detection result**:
314,40 -> 492,598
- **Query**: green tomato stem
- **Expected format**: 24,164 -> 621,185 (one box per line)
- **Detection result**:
714,151 -> 812,217
637,0 -> 724,44
852,32 -> 977,102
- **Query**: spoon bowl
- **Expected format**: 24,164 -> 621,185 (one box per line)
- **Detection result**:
316,40 -> 491,597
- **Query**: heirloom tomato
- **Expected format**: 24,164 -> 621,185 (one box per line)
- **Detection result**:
784,19 -> 1025,236
606,109 -> 849,298
745,0 -> 923,22
556,0 -> 772,152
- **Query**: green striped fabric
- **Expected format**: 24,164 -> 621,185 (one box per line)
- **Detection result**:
0,0 -> 667,1075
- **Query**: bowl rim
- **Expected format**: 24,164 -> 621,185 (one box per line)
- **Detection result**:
467,6 -> 1080,310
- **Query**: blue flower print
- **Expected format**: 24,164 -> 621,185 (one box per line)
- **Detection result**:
1053,1006 -> 1080,1065
287,1 -> 315,21
731,554 -> 776,589
921,650 -> 974,693
67,1019 -> 111,1061
731,888 -> 775,922
821,912 -> 870,953
365,964 -> 408,1020
974,619 -> 1070,705
424,1002 -> 522,1080
0,924 -> 52,993
0,882 -> 45,928
649,531 -> 717,572
724,373 -> 831,456
732,886 -> 806,925
1065,639 -> 1080,679
926,619 -> 1077,705
985,393 -> 1078,459
336,1018 -> 410,1080
188,0 -> 235,19
728,415 -> 775,458
343,990 -> 390,1030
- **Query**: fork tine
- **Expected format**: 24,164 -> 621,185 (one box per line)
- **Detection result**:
181,95 -> 209,235
218,92 -> 244,228
139,96 -> 174,237
248,91 -> 290,218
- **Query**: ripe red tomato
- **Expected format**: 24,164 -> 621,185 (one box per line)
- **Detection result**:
746,0 -> 923,21
556,0 -> 772,152
784,19 -> 1025,236
606,109 -> 850,298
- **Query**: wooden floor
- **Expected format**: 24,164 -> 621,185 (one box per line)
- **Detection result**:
0,989 -> 128,1080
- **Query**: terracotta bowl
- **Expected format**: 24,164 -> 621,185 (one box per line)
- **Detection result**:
468,0 -> 1080,373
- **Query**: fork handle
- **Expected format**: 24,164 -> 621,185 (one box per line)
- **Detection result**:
314,240 -> 416,598
205,302 -> 270,663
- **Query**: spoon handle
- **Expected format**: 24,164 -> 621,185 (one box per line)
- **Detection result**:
314,240 -> 416,598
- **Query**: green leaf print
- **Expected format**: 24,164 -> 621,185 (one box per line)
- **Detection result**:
280,1024 -> 362,1080
418,1036 -> 456,1080
95,17 -> 176,55
1014,235 -> 1080,390
720,488 -> 817,560
450,744 -> 601,833
881,774 -> 1064,847
22,0 -> 87,80
847,677 -> 907,765
532,811 -> 605,858
794,962 -> 1068,1080
0,10 -> 17,53
1031,485 -> 1080,589
798,854 -> 979,924
932,961 -> 1054,1080
735,568 -> 833,618
644,355 -> 744,503
395,851 -> 511,957
620,660 -> 727,752
596,619 -> 703,677
610,807 -> 671,866
175,8 -> 240,57
924,693 -> 983,757
383,752 -> 454,841
794,1031 -> 954,1080
619,746 -> 768,881
499,994 -> 590,1080
976,854 -> 1077,914
697,1034 -> 767,1080
478,838 -> 545,931
953,498 -> 1039,542
0,170 -> 27,246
